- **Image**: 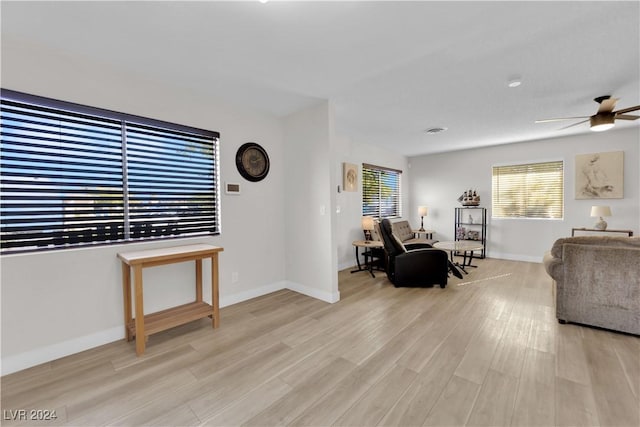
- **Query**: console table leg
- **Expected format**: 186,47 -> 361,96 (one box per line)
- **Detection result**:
121,262 -> 132,342
133,265 -> 145,356
195,259 -> 203,302
211,254 -> 220,329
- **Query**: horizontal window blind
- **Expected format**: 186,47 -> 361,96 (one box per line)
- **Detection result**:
126,123 -> 218,239
362,163 -> 402,219
1,100 -> 125,250
492,161 -> 563,219
1,90 -> 220,254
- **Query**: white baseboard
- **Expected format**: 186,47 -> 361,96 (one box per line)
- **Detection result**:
1,326 -> 124,376
488,252 -> 543,263
1,280 -> 339,376
338,261 -> 356,271
219,281 -> 287,308
284,280 -> 340,303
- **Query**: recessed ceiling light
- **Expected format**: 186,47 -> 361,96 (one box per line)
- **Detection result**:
507,78 -> 522,88
424,127 -> 448,134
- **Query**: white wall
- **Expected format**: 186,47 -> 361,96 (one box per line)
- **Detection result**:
283,102 -> 339,303
1,38 -> 293,374
334,135 -> 410,270
408,127 -> 640,262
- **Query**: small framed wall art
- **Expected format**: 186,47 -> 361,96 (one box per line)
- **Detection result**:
575,151 -> 624,199
343,162 -> 358,192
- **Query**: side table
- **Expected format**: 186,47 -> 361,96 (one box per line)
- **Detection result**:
412,229 -> 435,240
434,240 -> 484,273
571,228 -> 633,237
351,240 -> 384,278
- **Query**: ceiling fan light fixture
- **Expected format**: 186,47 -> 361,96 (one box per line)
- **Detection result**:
590,114 -> 615,132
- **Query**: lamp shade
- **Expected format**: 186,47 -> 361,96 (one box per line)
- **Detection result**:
361,216 -> 375,231
418,206 -> 428,217
590,206 -> 612,217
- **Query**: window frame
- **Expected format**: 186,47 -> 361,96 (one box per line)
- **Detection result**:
491,159 -> 564,220
361,163 -> 402,220
1,89 -> 221,255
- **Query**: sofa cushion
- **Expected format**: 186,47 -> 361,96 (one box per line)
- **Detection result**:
391,220 -> 415,242
404,236 -> 438,246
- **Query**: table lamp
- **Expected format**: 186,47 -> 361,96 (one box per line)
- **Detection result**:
418,206 -> 428,232
590,205 -> 612,230
361,216 -> 375,241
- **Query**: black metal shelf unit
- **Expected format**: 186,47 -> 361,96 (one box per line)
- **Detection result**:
454,207 -> 487,259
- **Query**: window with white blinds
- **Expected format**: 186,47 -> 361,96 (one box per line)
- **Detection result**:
492,160 -> 563,219
1,89 -> 220,254
362,163 -> 402,219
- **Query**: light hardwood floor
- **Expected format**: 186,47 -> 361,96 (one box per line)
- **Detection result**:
2,258 -> 639,426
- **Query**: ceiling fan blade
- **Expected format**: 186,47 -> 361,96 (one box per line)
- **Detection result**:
559,119 -> 589,130
615,114 -> 640,120
597,97 -> 618,113
535,116 -> 589,123
614,105 -> 640,115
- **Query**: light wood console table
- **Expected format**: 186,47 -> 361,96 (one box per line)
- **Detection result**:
118,243 -> 224,356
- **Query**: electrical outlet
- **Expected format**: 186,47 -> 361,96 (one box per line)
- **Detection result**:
232,272 -> 239,283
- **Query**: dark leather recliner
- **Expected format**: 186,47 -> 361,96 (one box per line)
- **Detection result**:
376,219 -> 451,288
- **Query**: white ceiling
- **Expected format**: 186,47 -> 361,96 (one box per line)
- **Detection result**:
2,1 -> 639,156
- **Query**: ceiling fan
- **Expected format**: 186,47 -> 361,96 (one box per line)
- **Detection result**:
535,95 -> 640,132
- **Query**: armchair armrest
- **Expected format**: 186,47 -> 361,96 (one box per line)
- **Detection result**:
405,242 -> 433,251
543,250 -> 563,283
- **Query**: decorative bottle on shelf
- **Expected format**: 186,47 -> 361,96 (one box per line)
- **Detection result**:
469,214 -> 473,224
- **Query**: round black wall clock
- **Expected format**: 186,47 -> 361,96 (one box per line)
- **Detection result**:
235,142 -> 270,182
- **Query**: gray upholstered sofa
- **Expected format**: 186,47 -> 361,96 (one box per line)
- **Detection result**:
543,236 -> 640,335
390,220 -> 438,245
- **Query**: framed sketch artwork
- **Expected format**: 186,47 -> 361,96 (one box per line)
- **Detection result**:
343,163 -> 358,192
575,151 -> 624,199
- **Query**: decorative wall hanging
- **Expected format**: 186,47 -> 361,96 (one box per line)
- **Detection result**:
343,162 -> 358,192
575,151 -> 623,199
236,142 -> 270,182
